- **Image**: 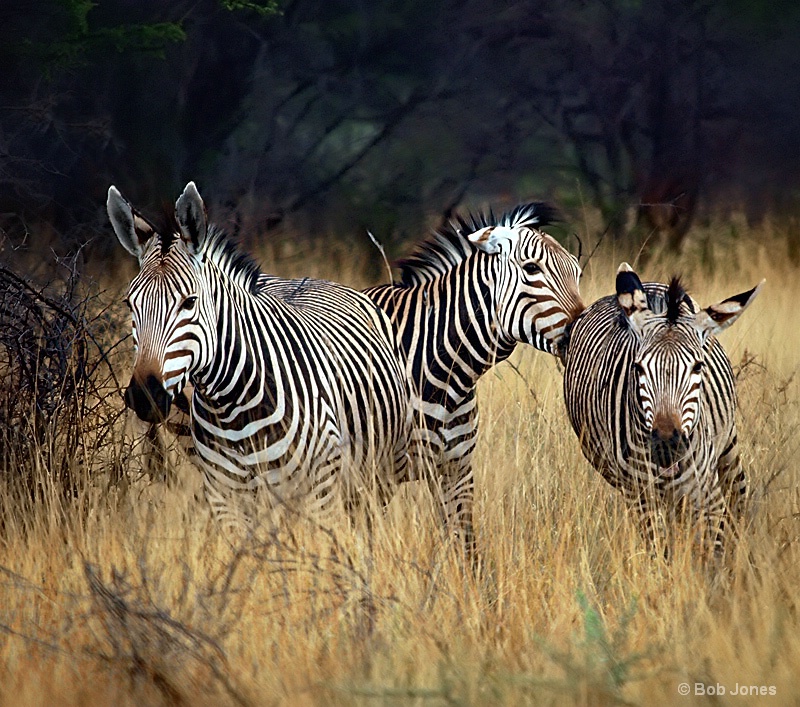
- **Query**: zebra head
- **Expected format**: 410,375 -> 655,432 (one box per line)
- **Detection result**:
108,182 -> 215,422
467,222 -> 584,355
616,262 -> 763,469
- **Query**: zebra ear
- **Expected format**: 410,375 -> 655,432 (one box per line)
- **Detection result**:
107,185 -> 158,260
175,181 -> 208,254
694,279 -> 765,338
467,225 -> 518,255
616,262 -> 649,324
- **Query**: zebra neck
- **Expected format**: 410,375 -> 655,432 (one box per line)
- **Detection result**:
193,293 -> 279,418
423,266 -> 516,400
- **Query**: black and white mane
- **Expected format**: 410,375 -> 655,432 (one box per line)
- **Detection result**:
153,223 -> 263,295
665,275 -> 693,323
397,202 -> 558,287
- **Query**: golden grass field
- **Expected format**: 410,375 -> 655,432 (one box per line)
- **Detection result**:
0,218 -> 798,706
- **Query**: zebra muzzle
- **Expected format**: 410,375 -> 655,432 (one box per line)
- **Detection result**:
650,428 -> 688,469
125,373 -> 173,423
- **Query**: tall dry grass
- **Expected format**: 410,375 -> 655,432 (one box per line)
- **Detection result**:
0,219 -> 798,706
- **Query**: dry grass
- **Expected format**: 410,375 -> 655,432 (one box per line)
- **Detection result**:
0,220 -> 798,706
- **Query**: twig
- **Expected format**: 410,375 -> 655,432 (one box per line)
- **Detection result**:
366,230 -> 394,285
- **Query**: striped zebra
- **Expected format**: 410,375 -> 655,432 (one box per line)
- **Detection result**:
562,263 -> 763,555
364,204 -> 584,556
108,182 -> 411,531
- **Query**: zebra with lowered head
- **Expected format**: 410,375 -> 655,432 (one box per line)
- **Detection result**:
108,181 -> 412,532
562,263 -> 763,556
364,204 -> 584,558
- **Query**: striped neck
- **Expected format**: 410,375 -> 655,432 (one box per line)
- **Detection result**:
421,256 -> 516,405
191,267 -> 274,417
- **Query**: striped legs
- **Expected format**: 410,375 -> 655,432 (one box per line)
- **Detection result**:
413,405 -> 480,563
429,462 -> 477,562
625,481 -> 736,559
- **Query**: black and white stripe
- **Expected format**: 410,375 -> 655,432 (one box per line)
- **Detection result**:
364,204 -> 584,556
562,262 -> 763,555
109,182 -> 411,531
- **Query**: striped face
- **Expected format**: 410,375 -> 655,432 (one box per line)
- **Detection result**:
616,263 -> 764,470
124,239 -> 212,421
108,182 -> 214,423
469,226 -> 584,354
632,324 -> 706,467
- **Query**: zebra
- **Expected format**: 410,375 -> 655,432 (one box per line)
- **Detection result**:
108,181 -> 412,532
562,262 -> 763,556
364,204 -> 584,556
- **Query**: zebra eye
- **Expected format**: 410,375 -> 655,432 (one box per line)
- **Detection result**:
633,361 -> 645,376
522,262 -> 542,276
692,361 -> 704,374
180,295 -> 198,311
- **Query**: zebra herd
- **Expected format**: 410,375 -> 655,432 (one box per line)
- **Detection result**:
109,182 -> 763,561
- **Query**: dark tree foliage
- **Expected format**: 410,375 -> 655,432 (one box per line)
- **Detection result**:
1,0 -> 799,254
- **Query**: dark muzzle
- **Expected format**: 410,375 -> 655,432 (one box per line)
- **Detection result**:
555,320 -> 576,364
650,428 -> 688,469
125,374 -> 172,423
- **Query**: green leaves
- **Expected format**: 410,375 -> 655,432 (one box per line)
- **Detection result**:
220,0 -> 282,16
17,1 -> 185,74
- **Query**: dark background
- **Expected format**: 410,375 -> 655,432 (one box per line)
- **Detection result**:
2,0 -> 799,264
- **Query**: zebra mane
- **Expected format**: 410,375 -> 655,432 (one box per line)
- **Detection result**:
155,206 -> 180,256
143,197 -> 262,291
198,226 -> 262,293
666,275 -> 689,324
396,202 -> 559,286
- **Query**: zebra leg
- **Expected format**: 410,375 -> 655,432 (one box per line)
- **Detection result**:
704,478 -> 743,559
427,459 -> 477,562
342,470 -> 397,530
201,471 -> 254,538
668,482 -> 734,559
682,488 -> 728,559
433,408 -> 481,563
627,489 -> 670,559
707,435 -> 748,560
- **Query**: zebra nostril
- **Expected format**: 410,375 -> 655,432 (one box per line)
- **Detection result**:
651,427 -> 680,444
653,425 -> 678,443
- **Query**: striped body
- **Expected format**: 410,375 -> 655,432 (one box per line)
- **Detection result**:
365,205 -> 584,555
109,183 -> 411,531
562,266 -> 762,555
